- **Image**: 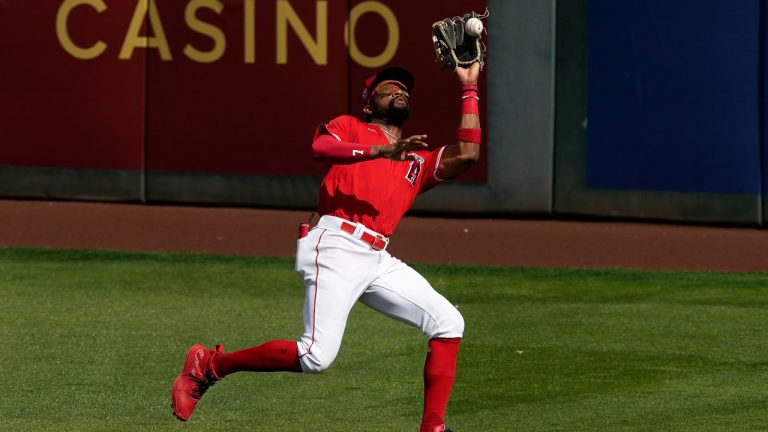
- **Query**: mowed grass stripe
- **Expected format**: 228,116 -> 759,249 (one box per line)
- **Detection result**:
0,248 -> 765,431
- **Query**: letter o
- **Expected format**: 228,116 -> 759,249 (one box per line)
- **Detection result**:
344,1 -> 399,68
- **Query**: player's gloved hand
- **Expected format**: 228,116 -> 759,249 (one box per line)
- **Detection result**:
432,10 -> 488,71
373,135 -> 429,161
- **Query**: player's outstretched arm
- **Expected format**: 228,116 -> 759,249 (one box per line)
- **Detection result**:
436,62 -> 482,180
312,133 -> 377,164
312,133 -> 428,164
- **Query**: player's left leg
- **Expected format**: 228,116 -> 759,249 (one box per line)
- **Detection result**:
171,344 -> 223,421
212,340 -> 303,375
359,255 -> 464,432
172,340 -> 304,421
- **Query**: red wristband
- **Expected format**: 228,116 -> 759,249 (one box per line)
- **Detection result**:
457,128 -> 481,143
461,96 -> 480,115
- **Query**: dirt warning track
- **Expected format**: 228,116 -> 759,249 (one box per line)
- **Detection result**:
2,199 -> 767,272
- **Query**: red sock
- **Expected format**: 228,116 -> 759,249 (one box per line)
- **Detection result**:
212,340 -> 303,377
420,338 -> 461,432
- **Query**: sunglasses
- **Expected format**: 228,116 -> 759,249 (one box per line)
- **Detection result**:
375,83 -> 409,99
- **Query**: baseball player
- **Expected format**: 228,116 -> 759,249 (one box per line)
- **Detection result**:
172,61 -> 482,432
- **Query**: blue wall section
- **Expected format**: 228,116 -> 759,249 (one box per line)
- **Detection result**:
587,0 -> 762,195
764,0 -> 768,225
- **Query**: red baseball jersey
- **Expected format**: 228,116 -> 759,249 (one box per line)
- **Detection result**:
314,115 -> 446,237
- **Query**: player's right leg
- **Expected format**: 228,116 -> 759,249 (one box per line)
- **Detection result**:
359,256 -> 464,432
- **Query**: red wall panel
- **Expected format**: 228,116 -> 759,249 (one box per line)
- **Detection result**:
146,0 -> 352,176
145,0 -> 487,180
0,0 -> 145,170
0,0 -> 486,180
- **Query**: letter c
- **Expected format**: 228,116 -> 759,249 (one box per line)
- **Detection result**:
56,0 -> 108,60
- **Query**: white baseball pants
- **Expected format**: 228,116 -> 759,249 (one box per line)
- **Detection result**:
294,215 -> 464,373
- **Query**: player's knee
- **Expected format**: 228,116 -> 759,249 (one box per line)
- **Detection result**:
428,307 -> 464,339
298,350 -> 337,373
447,308 -> 465,337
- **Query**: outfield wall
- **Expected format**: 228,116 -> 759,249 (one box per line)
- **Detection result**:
0,0 -> 496,207
555,0 -> 765,226
1,1 -> 766,226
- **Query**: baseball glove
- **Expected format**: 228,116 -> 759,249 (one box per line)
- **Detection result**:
432,9 -> 488,70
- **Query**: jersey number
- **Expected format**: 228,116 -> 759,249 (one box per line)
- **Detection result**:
405,154 -> 425,187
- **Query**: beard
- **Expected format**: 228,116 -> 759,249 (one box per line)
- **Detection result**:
386,103 -> 410,125
370,98 -> 410,126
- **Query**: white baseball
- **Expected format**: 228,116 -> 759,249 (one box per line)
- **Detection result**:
465,18 -> 484,37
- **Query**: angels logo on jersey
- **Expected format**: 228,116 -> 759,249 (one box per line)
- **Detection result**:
405,153 -> 425,187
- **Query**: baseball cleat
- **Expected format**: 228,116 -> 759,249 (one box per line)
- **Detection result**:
171,344 -> 223,421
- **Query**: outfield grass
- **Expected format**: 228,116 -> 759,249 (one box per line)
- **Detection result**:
0,248 -> 766,431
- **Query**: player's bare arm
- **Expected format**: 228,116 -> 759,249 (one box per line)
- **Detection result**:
437,61 -> 482,180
